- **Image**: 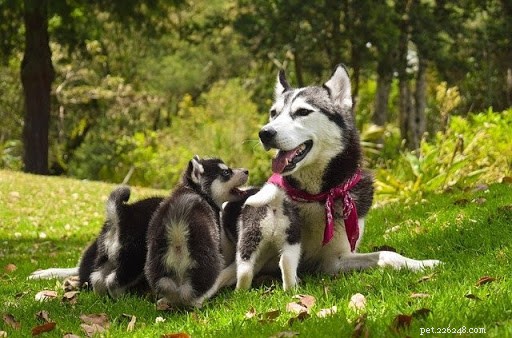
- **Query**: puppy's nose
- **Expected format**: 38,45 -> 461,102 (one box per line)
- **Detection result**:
259,127 -> 277,144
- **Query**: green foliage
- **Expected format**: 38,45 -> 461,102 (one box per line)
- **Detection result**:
375,109 -> 512,204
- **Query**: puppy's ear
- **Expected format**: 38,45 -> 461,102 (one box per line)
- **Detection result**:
323,64 -> 352,110
189,156 -> 204,184
275,69 -> 291,98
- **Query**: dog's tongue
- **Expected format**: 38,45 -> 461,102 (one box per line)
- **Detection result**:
272,149 -> 296,173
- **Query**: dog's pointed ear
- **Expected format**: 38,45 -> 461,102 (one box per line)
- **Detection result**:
323,64 -> 352,109
275,69 -> 291,98
188,155 -> 204,184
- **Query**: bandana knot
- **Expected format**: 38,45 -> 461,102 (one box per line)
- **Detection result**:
267,169 -> 361,251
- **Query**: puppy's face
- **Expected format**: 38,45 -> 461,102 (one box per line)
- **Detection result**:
188,156 -> 249,207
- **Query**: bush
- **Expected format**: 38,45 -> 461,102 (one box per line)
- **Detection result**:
375,108 -> 512,204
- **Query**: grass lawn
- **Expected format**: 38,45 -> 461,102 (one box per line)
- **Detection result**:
1,169 -> 511,337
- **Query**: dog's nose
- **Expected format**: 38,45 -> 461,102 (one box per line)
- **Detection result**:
259,127 -> 277,144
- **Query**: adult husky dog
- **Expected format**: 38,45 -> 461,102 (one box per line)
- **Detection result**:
203,64 -> 439,298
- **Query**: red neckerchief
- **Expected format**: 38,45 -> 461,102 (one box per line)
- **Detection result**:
267,169 -> 361,251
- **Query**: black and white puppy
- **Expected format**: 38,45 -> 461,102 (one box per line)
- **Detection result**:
144,156 -> 248,307
29,186 -> 163,299
83,186 -> 163,298
235,186 -> 301,291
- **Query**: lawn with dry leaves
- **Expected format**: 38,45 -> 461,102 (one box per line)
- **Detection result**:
1,169 -> 511,337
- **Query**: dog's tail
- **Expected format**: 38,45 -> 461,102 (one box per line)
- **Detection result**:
106,185 -> 131,227
28,267 -> 79,280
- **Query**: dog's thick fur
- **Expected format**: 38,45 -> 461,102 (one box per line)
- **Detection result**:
144,156 -> 248,307
29,186 -> 163,299
202,64 -> 440,300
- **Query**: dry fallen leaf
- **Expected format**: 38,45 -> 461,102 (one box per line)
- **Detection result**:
161,333 -> 191,338
293,294 -> 316,309
465,293 -> 482,301
392,314 -> 412,330
4,263 -> 17,273
245,307 -> 257,319
286,302 -> 307,314
316,306 -> 337,318
35,310 -> 51,323
410,293 -> 430,299
3,313 -> 21,330
31,322 -> 56,336
476,276 -> 496,286
417,274 -> 435,283
411,308 -> 431,319
62,291 -> 80,304
258,309 -> 281,324
63,333 -> 81,338
287,311 -> 310,326
80,313 -> 109,327
35,290 -> 58,302
348,293 -> 366,311
81,323 -> 106,337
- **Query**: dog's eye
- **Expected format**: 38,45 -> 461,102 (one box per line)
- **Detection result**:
294,108 -> 312,117
270,109 -> 277,118
221,169 -> 232,178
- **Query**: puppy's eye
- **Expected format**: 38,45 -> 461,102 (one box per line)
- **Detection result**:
270,109 -> 277,118
221,169 -> 231,178
294,108 -> 312,117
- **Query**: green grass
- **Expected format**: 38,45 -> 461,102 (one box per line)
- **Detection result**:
1,169 -> 511,337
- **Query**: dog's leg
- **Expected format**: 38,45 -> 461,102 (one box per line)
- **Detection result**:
236,252 -> 257,290
337,251 -> 441,272
28,267 -> 79,280
279,243 -> 301,291
244,184 -> 279,207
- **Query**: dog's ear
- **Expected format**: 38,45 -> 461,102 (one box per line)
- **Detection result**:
189,156 -> 204,184
323,64 -> 352,110
275,69 -> 291,98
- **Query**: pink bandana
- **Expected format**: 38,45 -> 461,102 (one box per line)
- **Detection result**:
268,169 -> 361,251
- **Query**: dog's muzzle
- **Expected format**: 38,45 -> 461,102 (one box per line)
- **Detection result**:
259,126 -> 277,150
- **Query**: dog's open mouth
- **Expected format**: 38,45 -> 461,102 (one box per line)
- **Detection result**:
272,140 -> 313,174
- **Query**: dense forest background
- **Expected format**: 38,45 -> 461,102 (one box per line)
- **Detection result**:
1,0 -> 511,192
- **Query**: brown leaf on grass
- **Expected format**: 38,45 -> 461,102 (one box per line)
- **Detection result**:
35,310 -> 51,323
270,331 -> 300,338
80,313 -> 109,327
3,313 -> 21,330
392,314 -> 412,330
316,306 -> 337,318
258,309 -> 281,324
62,291 -> 79,304
287,311 -> 310,326
352,314 -> 369,338
81,323 -> 106,337
465,293 -> 482,301
471,184 -> 489,192
244,307 -> 257,319
161,333 -> 191,338
286,302 -> 307,315
348,293 -> 366,311
31,322 -> 56,336
410,293 -> 430,299
286,294 -> 316,315
293,294 -> 316,309
35,290 -> 58,302
63,333 -> 81,338
472,197 -> 487,205
4,263 -> 17,273
122,314 -> 136,332
476,276 -> 495,286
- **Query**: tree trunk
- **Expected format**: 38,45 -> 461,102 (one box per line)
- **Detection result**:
411,57 -> 428,149
373,68 -> 393,126
21,0 -> 54,174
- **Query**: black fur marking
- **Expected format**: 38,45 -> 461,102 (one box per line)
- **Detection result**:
221,188 -> 260,243
283,199 -> 301,245
238,205 -> 266,261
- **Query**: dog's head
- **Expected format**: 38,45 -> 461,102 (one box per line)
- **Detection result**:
259,64 -> 355,176
186,155 -> 249,208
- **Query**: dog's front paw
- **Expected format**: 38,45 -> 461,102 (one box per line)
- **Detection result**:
419,259 -> 442,269
244,184 -> 279,207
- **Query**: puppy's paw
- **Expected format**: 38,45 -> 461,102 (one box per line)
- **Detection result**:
245,184 -> 279,207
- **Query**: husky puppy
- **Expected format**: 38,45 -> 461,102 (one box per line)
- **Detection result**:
235,186 -> 301,291
144,156 -> 248,307
29,186 -> 163,299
